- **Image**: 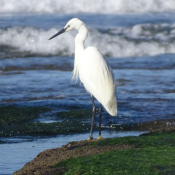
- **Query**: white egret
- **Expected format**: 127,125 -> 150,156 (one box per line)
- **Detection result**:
49,18 -> 117,139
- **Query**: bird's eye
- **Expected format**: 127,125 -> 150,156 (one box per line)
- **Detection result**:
67,25 -> 70,28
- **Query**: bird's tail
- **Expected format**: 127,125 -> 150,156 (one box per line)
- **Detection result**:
104,96 -> 117,116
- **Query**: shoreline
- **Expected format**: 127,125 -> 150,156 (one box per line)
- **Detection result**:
14,130 -> 175,175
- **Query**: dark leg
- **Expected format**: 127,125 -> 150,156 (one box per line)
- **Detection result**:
98,103 -> 102,139
88,95 -> 96,140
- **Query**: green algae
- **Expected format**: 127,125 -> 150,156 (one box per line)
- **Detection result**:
0,121 -> 91,137
57,109 -> 92,122
0,106 -> 50,125
53,131 -> 175,175
0,107 -> 95,137
55,147 -> 175,175
87,131 -> 175,149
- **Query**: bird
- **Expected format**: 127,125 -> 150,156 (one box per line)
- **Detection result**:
49,18 -> 117,140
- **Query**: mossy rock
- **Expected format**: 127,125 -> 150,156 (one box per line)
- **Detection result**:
0,106 -> 51,125
0,107 -> 96,137
14,131 -> 175,175
53,131 -> 175,175
0,121 -> 93,137
57,109 -> 92,121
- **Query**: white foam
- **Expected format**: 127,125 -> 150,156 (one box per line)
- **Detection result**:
1,24 -> 175,58
1,0 -> 175,14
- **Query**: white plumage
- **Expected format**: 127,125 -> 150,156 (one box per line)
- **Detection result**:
78,46 -> 117,116
49,18 -> 117,139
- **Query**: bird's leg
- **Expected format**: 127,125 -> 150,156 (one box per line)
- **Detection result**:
98,103 -> 102,139
88,95 -> 96,140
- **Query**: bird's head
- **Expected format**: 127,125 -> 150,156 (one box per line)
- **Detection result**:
49,18 -> 84,40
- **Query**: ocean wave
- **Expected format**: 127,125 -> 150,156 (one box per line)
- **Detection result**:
1,24 -> 175,58
1,0 -> 175,14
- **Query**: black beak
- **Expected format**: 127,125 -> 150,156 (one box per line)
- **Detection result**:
49,28 -> 66,40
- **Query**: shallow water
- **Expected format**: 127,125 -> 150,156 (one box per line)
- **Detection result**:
1,59 -> 175,125
1,3 -> 175,175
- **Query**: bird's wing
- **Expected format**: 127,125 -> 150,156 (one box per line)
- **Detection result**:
79,46 -> 117,116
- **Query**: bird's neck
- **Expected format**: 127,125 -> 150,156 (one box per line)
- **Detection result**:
73,25 -> 88,80
75,25 -> 88,54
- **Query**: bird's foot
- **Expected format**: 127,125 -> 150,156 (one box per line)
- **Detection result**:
87,137 -> 93,140
97,135 -> 102,139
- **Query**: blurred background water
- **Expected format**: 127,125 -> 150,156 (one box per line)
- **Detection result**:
1,0 -> 175,174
